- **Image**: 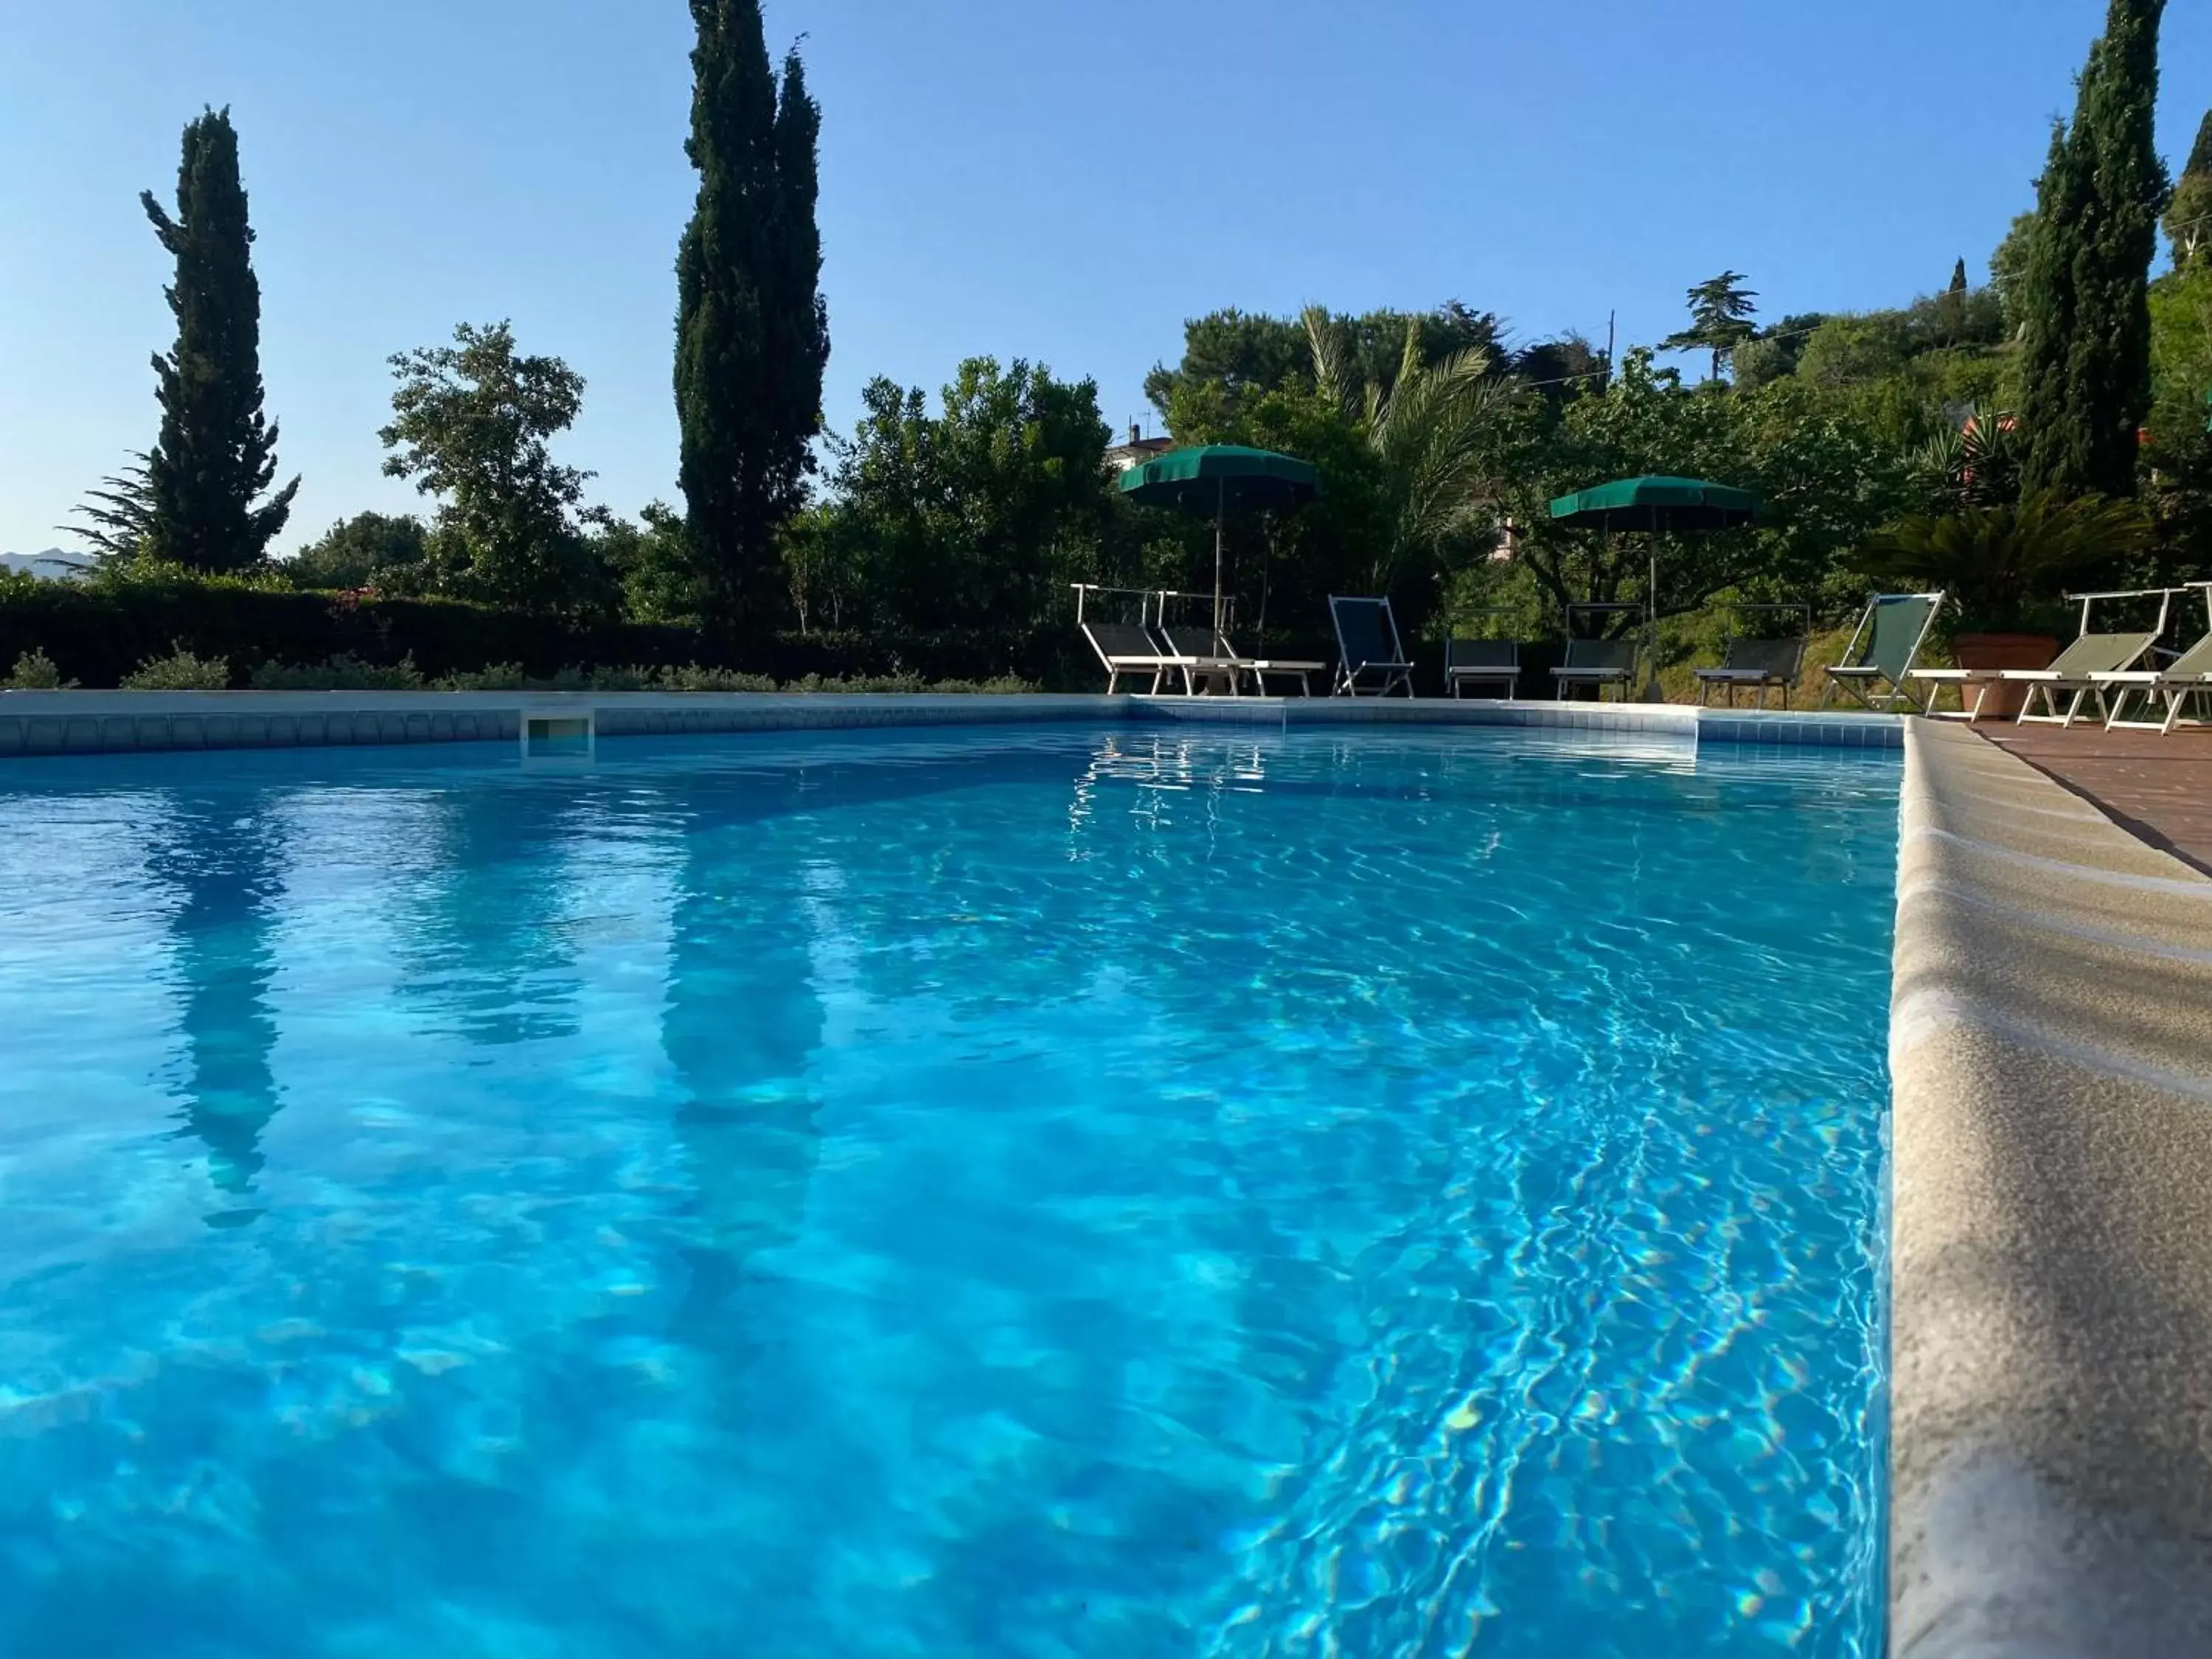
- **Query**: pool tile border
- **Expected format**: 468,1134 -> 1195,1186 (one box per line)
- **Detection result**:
0,690 -> 1901,759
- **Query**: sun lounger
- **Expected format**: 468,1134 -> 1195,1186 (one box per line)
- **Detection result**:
1697,637 -> 1806,708
1444,638 -> 1520,699
1551,636 -> 1638,700
1329,597 -> 1414,697
1079,619 -> 1176,695
2006,630 -> 2163,726
1823,591 -> 1944,712
1150,625 -> 1247,696
1158,625 -> 1323,696
2091,630 -> 2212,734
1699,615 -> 1805,712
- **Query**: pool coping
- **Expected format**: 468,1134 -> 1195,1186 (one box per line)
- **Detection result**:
0,688 -> 1902,759
1889,719 -> 2212,1655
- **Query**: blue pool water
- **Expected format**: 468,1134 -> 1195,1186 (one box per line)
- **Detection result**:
0,724 -> 1896,1658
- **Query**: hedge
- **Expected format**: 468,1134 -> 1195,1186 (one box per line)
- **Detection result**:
0,572 -> 1100,692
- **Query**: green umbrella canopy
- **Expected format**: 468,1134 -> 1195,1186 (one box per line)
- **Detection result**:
1119,445 -> 1320,631
1119,445 -> 1320,512
1548,474 -> 1758,532
1548,476 -> 1759,703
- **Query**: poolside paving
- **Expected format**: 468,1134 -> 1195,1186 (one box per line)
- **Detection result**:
1975,721 -> 2212,875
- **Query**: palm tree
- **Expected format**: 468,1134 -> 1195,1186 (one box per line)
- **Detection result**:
1302,306 -> 1518,593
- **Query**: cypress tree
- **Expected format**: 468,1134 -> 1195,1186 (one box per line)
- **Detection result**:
2166,109 -> 2212,268
675,4 -> 828,630
2017,0 -> 2169,501
1948,257 -> 1969,293
141,108 -> 298,571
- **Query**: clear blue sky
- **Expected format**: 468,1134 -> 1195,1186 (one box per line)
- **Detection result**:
3,0 -> 2208,557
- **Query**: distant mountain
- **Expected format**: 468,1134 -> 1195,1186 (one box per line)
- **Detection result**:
0,549 -> 97,582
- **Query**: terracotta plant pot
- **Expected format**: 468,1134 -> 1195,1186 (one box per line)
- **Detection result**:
1950,633 -> 2060,719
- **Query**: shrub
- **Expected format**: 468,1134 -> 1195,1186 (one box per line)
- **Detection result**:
0,567 -> 1093,689
784,672 -> 929,695
2,647 -> 76,690
654,663 -> 776,692
928,675 -> 1036,695
431,662 -> 528,691
247,653 -> 426,691
120,645 -> 232,690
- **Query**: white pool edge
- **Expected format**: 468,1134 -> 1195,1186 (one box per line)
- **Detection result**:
0,689 -> 1902,759
1889,720 -> 2212,1655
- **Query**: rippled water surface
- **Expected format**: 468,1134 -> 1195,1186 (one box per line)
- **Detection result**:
0,724 -> 1896,1658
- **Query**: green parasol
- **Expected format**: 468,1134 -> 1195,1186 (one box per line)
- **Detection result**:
1549,475 -> 1760,699
1120,445 -> 1321,631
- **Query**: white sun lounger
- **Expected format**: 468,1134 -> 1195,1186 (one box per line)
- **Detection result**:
2006,630 -> 2163,726
1079,619 -> 1176,694
1158,625 -> 1322,696
2091,630 -> 2212,734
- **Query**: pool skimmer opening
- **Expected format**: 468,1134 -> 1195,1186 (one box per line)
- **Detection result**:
521,710 -> 595,761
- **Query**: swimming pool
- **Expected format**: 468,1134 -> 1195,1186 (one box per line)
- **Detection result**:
0,723 -> 1896,1657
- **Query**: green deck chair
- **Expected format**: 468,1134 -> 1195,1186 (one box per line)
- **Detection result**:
1550,637 -> 1639,701
1696,636 -> 1808,709
1820,592 -> 1944,712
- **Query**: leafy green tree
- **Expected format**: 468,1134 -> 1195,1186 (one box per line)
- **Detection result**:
1146,302 -> 1503,431
1661,271 -> 1759,381
379,321 -> 599,615
64,453 -> 157,558
1490,349 -> 1913,620
779,501 -> 863,633
1731,314 -> 1832,390
821,358 -> 1113,634
282,511 -> 429,590
2145,264 -> 2212,572
140,108 -> 298,571
1910,284 -> 2007,352
585,503 -> 700,623
2167,110 -> 2212,268
2017,0 -> 2170,501
1797,313 -> 1918,390
675,2 -> 829,630
1512,332 -> 1610,400
1142,309 -> 1313,423
1989,212 -> 2038,335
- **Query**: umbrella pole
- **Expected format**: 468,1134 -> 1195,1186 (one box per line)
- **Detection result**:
1214,479 -> 1226,636
1644,538 -> 1662,701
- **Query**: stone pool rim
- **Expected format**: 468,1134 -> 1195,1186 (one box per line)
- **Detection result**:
0,688 -> 1901,758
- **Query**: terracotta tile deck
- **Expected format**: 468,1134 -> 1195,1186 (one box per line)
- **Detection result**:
1975,720 -> 2212,876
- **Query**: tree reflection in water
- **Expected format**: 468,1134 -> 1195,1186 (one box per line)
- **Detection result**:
147,790 -> 288,1220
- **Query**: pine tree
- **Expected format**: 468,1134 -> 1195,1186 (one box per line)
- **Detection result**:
141,108 -> 298,571
1660,271 -> 1758,382
675,4 -> 829,630
2017,0 -> 2169,501
2166,109 -> 2212,268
